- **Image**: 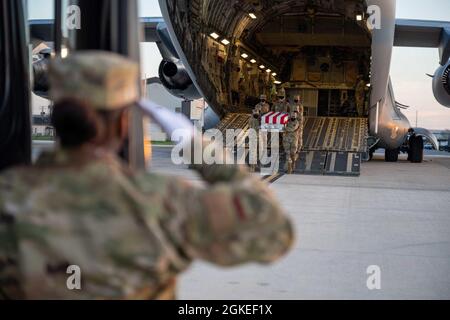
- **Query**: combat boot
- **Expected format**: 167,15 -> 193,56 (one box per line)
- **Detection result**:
287,161 -> 293,174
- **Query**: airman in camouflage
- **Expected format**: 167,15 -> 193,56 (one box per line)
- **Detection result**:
283,112 -> 300,174
255,95 -> 270,115
248,108 -> 261,172
292,96 -> 305,153
0,51 -> 294,300
355,75 -> 367,117
273,88 -> 290,113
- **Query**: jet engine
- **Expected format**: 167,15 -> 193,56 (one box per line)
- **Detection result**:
31,47 -> 52,98
155,22 -> 201,101
158,59 -> 201,100
432,58 -> 450,108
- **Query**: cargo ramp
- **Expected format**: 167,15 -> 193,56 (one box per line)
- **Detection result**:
215,114 -> 369,177
295,117 -> 368,176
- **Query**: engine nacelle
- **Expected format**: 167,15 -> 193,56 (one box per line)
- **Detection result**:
32,48 -> 52,98
432,59 -> 450,108
158,60 -> 201,101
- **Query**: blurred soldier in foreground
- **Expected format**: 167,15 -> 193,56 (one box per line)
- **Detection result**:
0,51 -> 293,300
255,94 -> 270,115
292,96 -> 305,153
248,108 -> 261,172
283,112 -> 300,174
273,88 -> 290,113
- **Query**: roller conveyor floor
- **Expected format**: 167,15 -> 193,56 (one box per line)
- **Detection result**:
215,115 -> 369,176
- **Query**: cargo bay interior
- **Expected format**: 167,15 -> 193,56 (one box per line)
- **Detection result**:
164,0 -> 372,175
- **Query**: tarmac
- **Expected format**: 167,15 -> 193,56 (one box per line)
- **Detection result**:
176,152 -> 450,300
32,142 -> 450,299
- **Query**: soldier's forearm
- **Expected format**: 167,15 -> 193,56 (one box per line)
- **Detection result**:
187,137 -> 250,184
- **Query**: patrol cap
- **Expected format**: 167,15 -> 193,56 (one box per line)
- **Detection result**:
49,51 -> 139,110
277,88 -> 286,98
260,94 -> 267,100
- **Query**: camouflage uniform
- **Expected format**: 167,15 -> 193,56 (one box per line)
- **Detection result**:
238,79 -> 247,108
355,78 -> 366,117
255,101 -> 270,115
255,94 -> 270,115
283,113 -> 300,174
297,106 -> 304,153
248,110 -> 261,172
291,98 -> 305,153
274,88 -> 290,113
273,101 -> 290,113
0,51 -> 294,300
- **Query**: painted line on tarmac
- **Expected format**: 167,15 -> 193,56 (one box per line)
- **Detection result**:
262,173 -> 285,184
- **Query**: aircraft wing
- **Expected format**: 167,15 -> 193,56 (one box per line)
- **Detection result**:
141,17 -> 165,42
29,19 -> 53,42
30,17 -> 165,42
395,19 -> 450,64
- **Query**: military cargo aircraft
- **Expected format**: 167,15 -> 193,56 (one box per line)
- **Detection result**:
26,0 -> 450,174
150,0 -> 450,169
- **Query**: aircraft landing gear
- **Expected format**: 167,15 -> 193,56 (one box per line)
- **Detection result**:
385,148 -> 399,162
408,135 -> 424,163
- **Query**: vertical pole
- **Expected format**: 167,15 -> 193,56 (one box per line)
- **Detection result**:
54,0 -> 62,56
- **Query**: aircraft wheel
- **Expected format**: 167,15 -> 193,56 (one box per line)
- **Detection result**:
409,136 -> 424,163
385,148 -> 399,162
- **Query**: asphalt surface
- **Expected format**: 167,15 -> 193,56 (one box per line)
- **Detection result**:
176,153 -> 450,299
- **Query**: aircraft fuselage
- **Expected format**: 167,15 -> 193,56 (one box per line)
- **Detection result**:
159,0 -> 411,151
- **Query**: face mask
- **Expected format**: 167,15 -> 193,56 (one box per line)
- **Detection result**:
261,100 -> 266,103
294,100 -> 299,103
291,117 -> 296,121
253,114 -> 259,119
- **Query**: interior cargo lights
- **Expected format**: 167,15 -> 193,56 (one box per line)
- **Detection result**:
210,32 -> 220,39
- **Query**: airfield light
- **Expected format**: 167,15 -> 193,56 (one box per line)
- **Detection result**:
210,32 -> 220,39
259,65 -> 266,69
221,38 -> 230,45
241,53 -> 249,59
356,14 -> 363,21
250,59 -> 257,64
249,13 -> 257,19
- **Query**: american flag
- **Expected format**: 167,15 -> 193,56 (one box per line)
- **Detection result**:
261,112 -> 290,125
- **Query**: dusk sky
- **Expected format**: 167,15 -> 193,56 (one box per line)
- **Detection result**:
29,0 -> 450,130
